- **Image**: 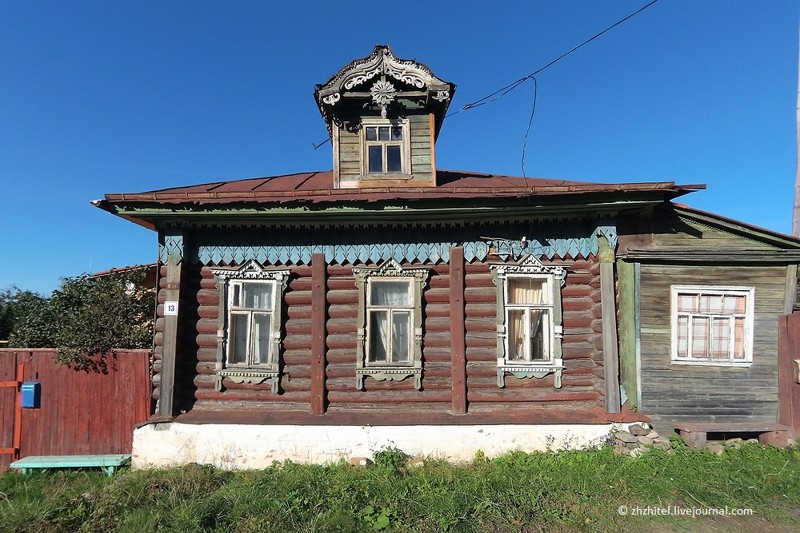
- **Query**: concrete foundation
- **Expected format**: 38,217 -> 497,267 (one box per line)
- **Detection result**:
131,422 -> 615,469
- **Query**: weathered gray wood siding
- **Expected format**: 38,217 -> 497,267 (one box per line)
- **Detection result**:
639,264 -> 787,427
336,113 -> 433,185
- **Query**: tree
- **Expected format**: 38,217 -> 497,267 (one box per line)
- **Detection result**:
3,268 -> 155,369
0,287 -> 53,346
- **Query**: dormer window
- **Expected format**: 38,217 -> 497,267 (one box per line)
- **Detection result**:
315,45 -> 455,189
362,119 -> 410,176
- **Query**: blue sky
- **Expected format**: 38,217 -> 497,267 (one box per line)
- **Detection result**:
1,0 -> 798,294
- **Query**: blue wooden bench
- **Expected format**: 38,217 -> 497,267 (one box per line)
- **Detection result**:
10,454 -> 131,476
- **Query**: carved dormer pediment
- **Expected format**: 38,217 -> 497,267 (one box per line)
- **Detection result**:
315,45 -> 455,138
315,45 -> 456,189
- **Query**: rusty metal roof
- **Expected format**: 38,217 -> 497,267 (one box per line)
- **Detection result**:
103,170 -> 703,206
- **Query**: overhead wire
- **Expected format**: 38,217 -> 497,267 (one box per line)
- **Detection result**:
449,0 -> 659,117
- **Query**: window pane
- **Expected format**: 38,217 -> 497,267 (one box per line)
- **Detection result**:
508,278 -> 544,305
691,316 -> 709,358
368,146 -> 383,173
699,294 -> 723,314
676,316 -> 689,357
386,145 -> 401,172
529,309 -> 547,360
378,126 -> 390,141
370,280 -> 410,306
369,310 -> 389,362
229,313 -> 248,364
710,317 -> 730,359
392,311 -> 410,363
507,308 -> 525,361
391,126 -> 402,140
231,283 -> 241,307
243,283 -> 273,309
677,293 -> 696,313
366,127 -> 377,141
251,312 -> 272,365
724,295 -> 746,314
733,317 -> 745,359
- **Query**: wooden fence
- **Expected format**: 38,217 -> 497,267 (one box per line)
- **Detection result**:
0,349 -> 151,472
778,313 -> 800,436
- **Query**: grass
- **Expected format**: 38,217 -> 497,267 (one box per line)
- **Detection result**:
0,442 -> 798,532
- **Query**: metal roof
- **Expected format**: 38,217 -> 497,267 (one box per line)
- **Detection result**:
103,170 -> 703,206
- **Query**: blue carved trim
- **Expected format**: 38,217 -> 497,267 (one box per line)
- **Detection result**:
190,219 -> 616,266
159,229 -> 184,264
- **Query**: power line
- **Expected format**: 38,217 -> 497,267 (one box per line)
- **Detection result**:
449,0 -> 660,116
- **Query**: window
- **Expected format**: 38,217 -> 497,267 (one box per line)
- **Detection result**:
671,286 -> 754,365
367,279 -> 413,365
505,277 -> 553,362
227,280 -> 276,367
490,254 -> 566,388
211,261 -> 290,392
352,258 -> 428,390
362,119 -> 410,176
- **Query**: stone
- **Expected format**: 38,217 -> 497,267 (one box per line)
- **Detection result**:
706,443 -> 725,456
348,457 -> 372,467
637,435 -> 654,446
613,444 -> 629,455
630,447 -> 648,458
628,424 -> 650,436
645,430 -> 659,440
653,440 -> 672,452
615,431 -> 638,444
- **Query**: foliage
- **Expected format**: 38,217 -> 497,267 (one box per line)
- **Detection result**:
0,444 -> 798,532
0,287 -> 52,345
3,269 -> 154,369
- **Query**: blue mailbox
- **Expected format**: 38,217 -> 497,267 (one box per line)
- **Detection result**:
21,382 -> 40,409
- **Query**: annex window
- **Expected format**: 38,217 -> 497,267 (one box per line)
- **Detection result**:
211,261 -> 290,392
353,258 -> 428,390
361,119 -> 410,176
491,254 -> 566,388
671,286 -> 754,366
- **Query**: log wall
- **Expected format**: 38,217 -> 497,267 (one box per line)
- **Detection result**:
153,254 -> 606,419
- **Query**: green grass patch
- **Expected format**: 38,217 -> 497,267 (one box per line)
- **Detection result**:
0,443 -> 798,532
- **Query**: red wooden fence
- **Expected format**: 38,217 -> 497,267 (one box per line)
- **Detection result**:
778,313 -> 800,437
0,349 -> 151,472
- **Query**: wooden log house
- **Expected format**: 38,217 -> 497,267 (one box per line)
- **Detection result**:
95,46 -> 800,467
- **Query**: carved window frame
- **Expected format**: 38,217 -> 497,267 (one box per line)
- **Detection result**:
352,258 -> 428,390
360,118 -> 412,178
211,260 -> 290,393
670,285 -> 754,367
490,254 -> 566,388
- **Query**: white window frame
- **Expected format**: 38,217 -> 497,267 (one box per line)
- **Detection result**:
226,279 -> 279,368
490,254 -> 566,388
352,258 -> 428,390
503,274 -> 555,363
211,260 -> 290,392
670,285 -> 754,367
360,118 -> 411,177
365,277 -> 414,367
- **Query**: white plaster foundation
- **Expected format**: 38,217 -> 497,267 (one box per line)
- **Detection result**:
131,423 -> 616,469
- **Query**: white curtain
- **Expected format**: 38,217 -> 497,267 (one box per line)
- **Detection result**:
507,278 -> 544,361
